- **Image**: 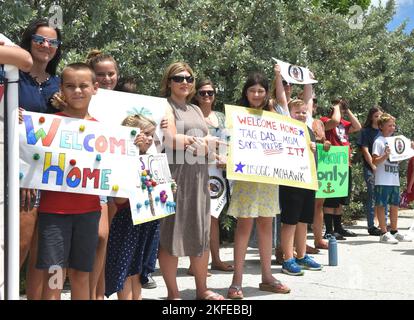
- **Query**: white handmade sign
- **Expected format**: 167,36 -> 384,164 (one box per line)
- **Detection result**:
272,58 -> 318,85
129,153 -> 176,225
19,112 -> 140,198
225,105 -> 318,190
89,89 -> 169,152
386,135 -> 414,162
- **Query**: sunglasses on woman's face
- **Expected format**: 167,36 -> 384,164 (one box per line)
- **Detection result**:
198,90 -> 215,97
169,75 -> 194,83
31,34 -> 61,48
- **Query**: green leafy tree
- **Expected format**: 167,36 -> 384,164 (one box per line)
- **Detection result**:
1,0 -> 413,222
311,0 -> 371,14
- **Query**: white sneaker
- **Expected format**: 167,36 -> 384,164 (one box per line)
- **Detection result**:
393,232 -> 413,242
380,232 -> 399,244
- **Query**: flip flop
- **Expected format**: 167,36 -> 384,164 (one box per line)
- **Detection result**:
306,245 -> 320,254
211,263 -> 234,272
259,280 -> 291,294
227,285 -> 244,299
315,241 -> 329,250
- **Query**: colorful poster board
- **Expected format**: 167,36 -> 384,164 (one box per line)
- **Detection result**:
19,112 -> 140,198
225,105 -> 318,190
316,144 -> 349,198
385,135 -> 414,162
129,154 -> 176,225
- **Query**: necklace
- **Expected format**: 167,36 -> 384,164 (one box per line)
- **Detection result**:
29,72 -> 50,85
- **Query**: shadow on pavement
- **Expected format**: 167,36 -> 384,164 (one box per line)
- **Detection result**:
391,249 -> 414,256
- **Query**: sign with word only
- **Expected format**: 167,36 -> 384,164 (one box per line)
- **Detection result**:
316,144 -> 349,198
19,112 -> 140,198
225,105 -> 318,190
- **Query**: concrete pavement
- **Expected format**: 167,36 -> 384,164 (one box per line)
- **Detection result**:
21,209 -> 414,300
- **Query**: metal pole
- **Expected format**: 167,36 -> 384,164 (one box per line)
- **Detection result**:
4,64 -> 19,300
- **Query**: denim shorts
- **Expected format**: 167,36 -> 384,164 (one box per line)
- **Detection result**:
374,185 -> 400,207
36,211 -> 101,272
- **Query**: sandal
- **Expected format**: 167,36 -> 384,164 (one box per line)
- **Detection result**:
315,241 -> 329,250
197,290 -> 225,300
227,285 -> 244,299
306,244 -> 320,254
259,280 -> 291,294
211,263 -> 234,272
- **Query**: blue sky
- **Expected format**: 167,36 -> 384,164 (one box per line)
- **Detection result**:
371,0 -> 414,33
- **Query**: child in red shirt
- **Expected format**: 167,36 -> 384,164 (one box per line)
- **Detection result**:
36,63 -> 101,300
320,98 -> 361,239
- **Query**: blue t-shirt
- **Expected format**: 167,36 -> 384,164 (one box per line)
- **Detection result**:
19,70 -> 60,113
357,126 -> 380,170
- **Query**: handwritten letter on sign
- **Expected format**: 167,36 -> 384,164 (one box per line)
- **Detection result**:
316,144 -> 349,198
225,105 -> 317,190
19,112 -> 140,198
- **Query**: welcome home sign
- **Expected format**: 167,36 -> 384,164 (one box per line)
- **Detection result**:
19,112 -> 140,198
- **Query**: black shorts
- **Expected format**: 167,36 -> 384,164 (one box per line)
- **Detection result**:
323,167 -> 352,208
37,211 -> 101,272
280,185 -> 315,225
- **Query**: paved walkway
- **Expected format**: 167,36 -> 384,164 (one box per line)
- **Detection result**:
21,209 -> 414,300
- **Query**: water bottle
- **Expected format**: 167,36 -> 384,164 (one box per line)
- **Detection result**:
328,235 -> 338,266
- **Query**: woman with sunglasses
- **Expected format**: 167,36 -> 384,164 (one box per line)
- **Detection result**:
18,18 -> 63,300
227,72 -> 290,299
159,62 -> 224,300
187,79 -> 234,275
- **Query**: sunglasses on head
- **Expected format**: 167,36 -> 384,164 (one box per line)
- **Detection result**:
282,81 -> 292,87
198,90 -> 215,97
169,75 -> 194,83
31,34 -> 61,48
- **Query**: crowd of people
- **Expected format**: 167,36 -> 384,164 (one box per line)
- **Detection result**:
1,18 -> 413,300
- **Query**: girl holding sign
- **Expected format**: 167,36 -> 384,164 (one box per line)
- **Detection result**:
227,72 -> 290,299
104,115 -> 161,300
